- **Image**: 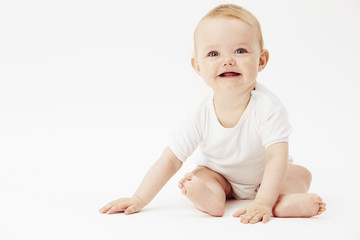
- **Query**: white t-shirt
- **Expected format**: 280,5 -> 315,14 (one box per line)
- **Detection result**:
169,83 -> 292,186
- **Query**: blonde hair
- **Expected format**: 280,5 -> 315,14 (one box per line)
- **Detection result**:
194,4 -> 264,53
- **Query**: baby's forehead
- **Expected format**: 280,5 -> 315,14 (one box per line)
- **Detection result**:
196,17 -> 256,38
194,17 -> 258,46
199,16 -> 252,27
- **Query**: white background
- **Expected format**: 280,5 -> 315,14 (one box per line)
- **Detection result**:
1,0 -> 360,239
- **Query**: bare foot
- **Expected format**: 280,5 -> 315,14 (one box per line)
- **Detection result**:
273,193 -> 326,218
178,173 -> 225,217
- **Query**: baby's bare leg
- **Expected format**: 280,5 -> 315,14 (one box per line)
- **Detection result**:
178,166 -> 232,217
273,164 -> 326,217
280,164 -> 312,194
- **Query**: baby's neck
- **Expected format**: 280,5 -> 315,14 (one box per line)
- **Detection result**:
213,90 -> 252,112
212,90 -> 252,128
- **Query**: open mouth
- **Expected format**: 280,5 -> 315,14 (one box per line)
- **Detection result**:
219,72 -> 241,77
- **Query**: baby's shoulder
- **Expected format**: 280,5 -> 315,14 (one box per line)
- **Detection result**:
251,83 -> 286,116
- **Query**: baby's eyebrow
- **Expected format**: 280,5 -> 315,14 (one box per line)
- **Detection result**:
202,45 -> 220,52
235,42 -> 251,48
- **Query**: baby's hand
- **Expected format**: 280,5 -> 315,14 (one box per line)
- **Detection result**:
232,200 -> 272,224
99,196 -> 145,215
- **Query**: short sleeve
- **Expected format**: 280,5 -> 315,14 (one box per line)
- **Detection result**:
168,116 -> 201,162
260,107 -> 292,149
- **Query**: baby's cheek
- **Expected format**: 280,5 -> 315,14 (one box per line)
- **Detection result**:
248,62 -> 261,74
203,77 -> 215,87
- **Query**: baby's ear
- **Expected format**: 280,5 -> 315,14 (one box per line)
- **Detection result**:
191,56 -> 201,75
258,49 -> 269,72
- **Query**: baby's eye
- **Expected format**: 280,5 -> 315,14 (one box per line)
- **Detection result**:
236,48 -> 247,54
208,51 -> 219,57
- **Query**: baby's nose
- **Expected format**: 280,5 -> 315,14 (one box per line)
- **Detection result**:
222,57 -> 236,66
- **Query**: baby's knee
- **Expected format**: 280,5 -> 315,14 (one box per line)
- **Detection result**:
192,166 -> 228,184
293,165 -> 312,185
288,164 -> 312,184
299,166 -> 312,184
192,166 -> 216,178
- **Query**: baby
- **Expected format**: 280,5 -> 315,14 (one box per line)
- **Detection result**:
99,4 -> 326,224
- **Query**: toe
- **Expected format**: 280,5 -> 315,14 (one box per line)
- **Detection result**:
318,205 -> 326,215
178,178 -> 185,188
184,172 -> 193,180
316,200 -> 326,215
181,186 -> 187,195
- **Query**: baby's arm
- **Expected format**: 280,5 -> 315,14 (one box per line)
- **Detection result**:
254,142 -> 289,207
233,142 -> 288,223
99,147 -> 183,215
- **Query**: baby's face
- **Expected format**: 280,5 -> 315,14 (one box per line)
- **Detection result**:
192,17 -> 267,94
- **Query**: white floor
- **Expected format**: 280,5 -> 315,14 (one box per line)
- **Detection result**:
0,106 -> 359,240
1,128 -> 360,240
1,178 -> 359,240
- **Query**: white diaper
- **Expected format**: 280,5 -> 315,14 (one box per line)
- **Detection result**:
230,182 -> 260,200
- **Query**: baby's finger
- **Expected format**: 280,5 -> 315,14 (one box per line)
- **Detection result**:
105,206 -> 115,214
106,206 -> 126,214
104,201 -> 129,214
99,203 -> 113,214
240,213 -> 256,224
232,208 -> 246,217
262,214 -> 271,223
124,204 -> 139,215
250,214 -> 263,224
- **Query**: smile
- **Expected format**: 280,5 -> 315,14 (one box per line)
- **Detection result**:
219,72 -> 241,77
